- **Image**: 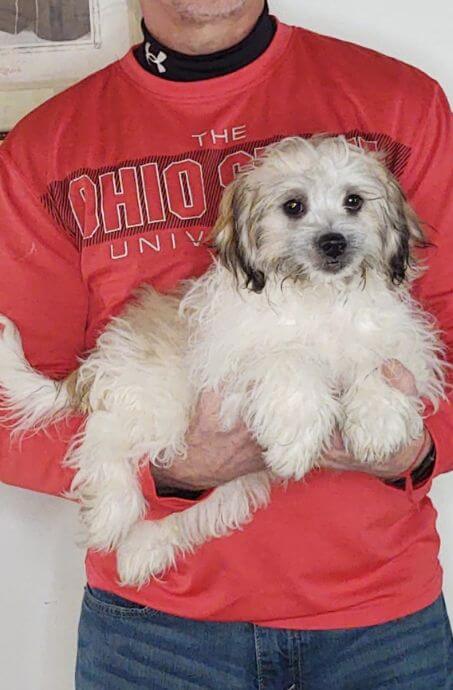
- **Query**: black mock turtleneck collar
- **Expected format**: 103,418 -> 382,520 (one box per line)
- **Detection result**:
134,2 -> 276,82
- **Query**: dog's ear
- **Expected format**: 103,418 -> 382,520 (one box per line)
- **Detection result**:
211,177 -> 266,293
383,177 -> 426,285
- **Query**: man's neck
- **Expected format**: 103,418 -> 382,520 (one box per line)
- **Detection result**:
141,1 -> 265,55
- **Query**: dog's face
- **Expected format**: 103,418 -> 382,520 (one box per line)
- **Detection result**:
213,137 -> 424,292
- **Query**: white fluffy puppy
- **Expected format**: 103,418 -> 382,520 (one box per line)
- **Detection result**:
0,136 -> 445,587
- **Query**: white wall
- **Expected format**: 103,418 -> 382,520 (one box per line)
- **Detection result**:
0,2 -> 452,689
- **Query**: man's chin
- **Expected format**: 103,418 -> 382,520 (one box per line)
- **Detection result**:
170,0 -> 248,23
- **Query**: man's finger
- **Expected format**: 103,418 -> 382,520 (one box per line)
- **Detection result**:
330,428 -> 345,451
381,359 -> 418,396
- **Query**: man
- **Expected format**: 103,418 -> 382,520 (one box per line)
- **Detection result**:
0,1 -> 452,688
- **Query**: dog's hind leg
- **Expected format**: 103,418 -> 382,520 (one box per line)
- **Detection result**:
66,410 -> 147,552
116,471 -> 272,587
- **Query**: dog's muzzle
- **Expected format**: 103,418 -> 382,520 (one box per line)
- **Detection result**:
314,232 -> 352,274
317,232 -> 348,259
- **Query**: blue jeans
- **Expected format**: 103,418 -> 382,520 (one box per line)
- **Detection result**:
76,587 -> 453,689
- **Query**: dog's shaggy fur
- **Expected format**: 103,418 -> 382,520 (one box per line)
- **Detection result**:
0,137 -> 445,587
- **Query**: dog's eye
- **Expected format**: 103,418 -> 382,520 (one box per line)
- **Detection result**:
283,199 -> 305,217
344,194 -> 364,213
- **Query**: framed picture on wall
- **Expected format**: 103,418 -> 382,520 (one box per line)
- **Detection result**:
0,0 -> 140,131
0,0 -> 99,47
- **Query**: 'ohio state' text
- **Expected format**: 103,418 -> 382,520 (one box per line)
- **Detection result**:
42,133 -> 410,254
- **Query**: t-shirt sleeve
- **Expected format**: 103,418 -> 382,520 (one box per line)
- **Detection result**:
0,145 -> 86,497
402,82 -> 453,477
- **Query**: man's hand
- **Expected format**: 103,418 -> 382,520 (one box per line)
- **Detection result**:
320,360 -> 433,479
152,391 -> 265,491
152,360 -> 433,492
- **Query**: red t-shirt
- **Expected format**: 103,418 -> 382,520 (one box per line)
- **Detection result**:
1,20 -> 452,629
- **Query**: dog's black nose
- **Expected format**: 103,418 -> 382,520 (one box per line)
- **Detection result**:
317,233 -> 348,258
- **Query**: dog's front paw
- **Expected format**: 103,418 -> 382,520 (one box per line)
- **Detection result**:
264,435 -> 322,480
343,383 -> 423,463
116,519 -> 181,588
260,392 -> 339,480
